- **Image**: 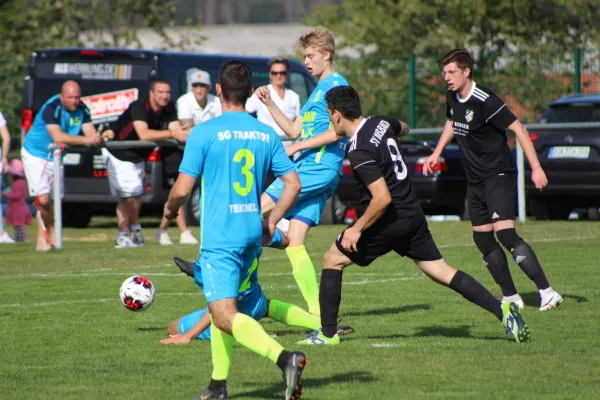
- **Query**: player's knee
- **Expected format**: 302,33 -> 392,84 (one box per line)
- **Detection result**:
168,318 -> 181,336
473,230 -> 498,255
496,228 -> 521,251
210,313 -> 233,333
323,245 -> 347,271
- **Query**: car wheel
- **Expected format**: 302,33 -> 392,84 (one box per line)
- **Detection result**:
185,184 -> 201,226
62,205 -> 92,228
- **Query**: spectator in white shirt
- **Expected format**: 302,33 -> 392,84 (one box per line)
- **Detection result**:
176,69 -> 222,128
156,69 -> 222,246
246,57 -> 300,146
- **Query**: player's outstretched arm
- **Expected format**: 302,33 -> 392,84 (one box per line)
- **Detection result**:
508,119 -> 548,190
286,127 -> 340,157
423,120 -> 454,176
256,86 -> 302,139
161,310 -> 211,345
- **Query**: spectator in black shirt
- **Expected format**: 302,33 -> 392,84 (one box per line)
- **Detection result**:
291,86 -> 530,345
424,49 -> 562,311
102,78 -> 189,248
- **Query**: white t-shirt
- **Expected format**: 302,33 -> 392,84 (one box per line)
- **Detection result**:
176,92 -> 222,125
0,112 -> 5,154
246,85 -> 301,143
0,112 -> 6,128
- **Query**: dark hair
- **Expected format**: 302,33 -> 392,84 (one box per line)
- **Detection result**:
437,49 -> 473,78
325,86 -> 362,120
218,61 -> 252,105
150,78 -> 171,91
268,56 -> 290,71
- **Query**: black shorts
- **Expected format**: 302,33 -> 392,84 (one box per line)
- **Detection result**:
468,175 -> 517,226
335,214 -> 442,267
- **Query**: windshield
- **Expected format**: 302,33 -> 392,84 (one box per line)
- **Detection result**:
538,103 -> 600,123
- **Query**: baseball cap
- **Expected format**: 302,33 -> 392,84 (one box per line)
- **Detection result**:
188,68 -> 211,86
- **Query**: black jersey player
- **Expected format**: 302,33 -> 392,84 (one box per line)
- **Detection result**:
287,86 -> 530,345
424,49 -> 562,312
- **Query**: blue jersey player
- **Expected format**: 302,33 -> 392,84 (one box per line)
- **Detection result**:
163,61 -> 306,400
255,27 -> 349,317
161,257 -> 320,344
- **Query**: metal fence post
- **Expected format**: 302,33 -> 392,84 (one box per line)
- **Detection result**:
516,141 -> 526,223
52,145 -> 63,249
574,47 -> 581,94
409,53 -> 416,129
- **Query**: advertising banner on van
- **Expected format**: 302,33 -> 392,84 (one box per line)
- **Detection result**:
53,62 -> 133,80
81,88 -> 139,124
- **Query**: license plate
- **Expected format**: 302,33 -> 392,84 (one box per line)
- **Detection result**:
548,146 -> 590,159
63,153 -> 81,165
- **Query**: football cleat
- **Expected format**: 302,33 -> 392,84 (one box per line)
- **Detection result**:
539,289 -> 563,311
283,352 -> 306,400
502,302 -> 531,343
114,236 -> 138,249
174,257 -> 195,278
501,294 -> 525,309
298,331 -> 340,345
193,385 -> 228,400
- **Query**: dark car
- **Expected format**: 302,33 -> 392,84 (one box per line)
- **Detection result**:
21,48 -> 316,227
335,141 -> 468,220
525,93 -> 600,220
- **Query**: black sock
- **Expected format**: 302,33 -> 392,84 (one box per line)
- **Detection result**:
208,379 -> 226,391
482,245 -> 518,297
320,269 -> 343,338
276,350 -> 292,371
449,270 -> 503,321
511,240 -> 550,290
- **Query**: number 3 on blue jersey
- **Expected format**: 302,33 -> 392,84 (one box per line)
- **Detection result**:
233,149 -> 255,196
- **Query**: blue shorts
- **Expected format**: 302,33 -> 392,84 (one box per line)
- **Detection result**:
266,162 -> 339,226
195,245 -> 263,303
177,284 -> 269,341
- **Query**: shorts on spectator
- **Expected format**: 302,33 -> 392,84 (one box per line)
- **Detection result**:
102,148 -> 144,198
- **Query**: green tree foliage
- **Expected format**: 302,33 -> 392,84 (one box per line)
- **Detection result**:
0,0 -> 203,138
307,0 -> 600,126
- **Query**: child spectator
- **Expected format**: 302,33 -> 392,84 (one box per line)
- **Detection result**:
4,159 -> 32,242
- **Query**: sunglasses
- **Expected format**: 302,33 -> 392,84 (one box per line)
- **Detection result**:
270,70 -> 288,76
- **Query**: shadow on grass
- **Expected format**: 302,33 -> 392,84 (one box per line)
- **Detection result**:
342,324 -> 505,342
343,304 -> 431,317
231,371 -> 376,399
521,291 -> 587,308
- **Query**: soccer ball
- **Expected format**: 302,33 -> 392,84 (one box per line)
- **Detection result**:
119,276 -> 156,311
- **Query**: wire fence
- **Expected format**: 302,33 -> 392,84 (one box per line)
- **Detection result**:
1,47 -> 599,139
335,47 -> 600,129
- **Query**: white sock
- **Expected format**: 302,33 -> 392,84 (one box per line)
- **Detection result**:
130,223 -> 142,231
117,231 -> 128,239
502,294 -> 522,302
539,287 -> 554,297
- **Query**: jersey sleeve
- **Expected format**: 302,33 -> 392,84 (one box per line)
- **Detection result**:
270,134 -> 295,177
130,101 -> 148,122
348,149 -> 382,187
382,117 -> 403,137
484,93 -> 517,130
41,102 -> 60,125
0,112 -> 6,128
179,129 -> 207,178
177,95 -> 192,120
446,90 -> 452,119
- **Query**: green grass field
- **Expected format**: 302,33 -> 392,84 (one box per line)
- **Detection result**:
1,219 -> 599,399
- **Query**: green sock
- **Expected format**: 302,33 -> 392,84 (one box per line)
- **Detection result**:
210,322 -> 234,380
268,299 -> 320,330
231,312 -> 283,364
286,245 -> 320,315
